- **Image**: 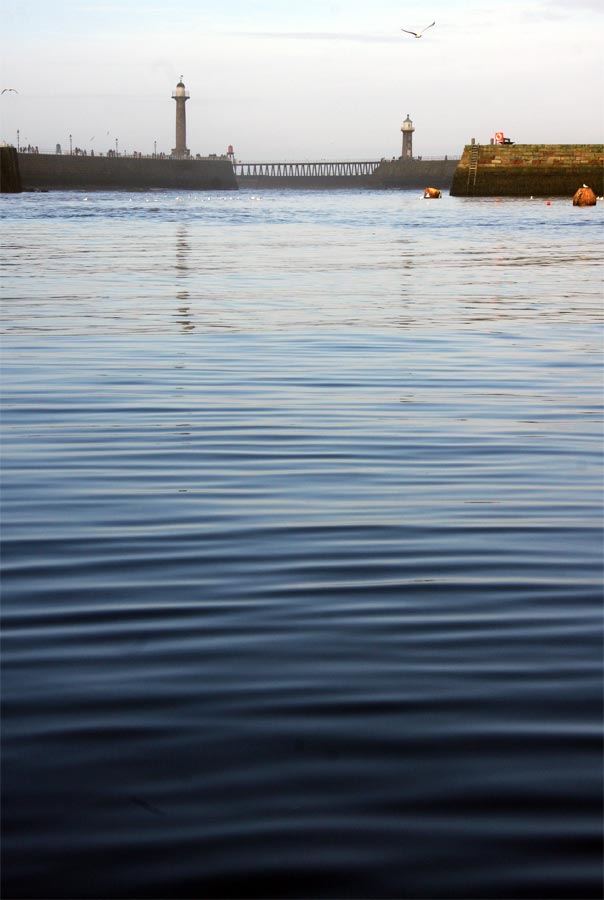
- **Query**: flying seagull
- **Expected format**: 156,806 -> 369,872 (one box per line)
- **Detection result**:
401,21 -> 435,38
1,88 -> 18,94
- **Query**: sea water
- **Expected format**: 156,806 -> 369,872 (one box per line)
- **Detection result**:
1,189 -> 602,898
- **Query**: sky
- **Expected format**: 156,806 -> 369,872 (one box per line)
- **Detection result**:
1,0 -> 602,160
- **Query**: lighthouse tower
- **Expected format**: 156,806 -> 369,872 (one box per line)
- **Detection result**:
401,113 -> 415,160
172,78 -> 190,159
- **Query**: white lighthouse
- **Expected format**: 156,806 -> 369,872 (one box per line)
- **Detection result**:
172,78 -> 190,159
401,113 -> 415,160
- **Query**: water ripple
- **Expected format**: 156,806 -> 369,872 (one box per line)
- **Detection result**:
1,191 -> 602,899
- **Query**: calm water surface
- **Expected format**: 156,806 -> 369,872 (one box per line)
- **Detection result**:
1,189 -> 602,898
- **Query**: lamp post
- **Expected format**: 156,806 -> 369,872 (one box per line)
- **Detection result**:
16,129 -> 20,151
69,133 -> 73,154
154,140 -> 157,157
115,138 -> 118,156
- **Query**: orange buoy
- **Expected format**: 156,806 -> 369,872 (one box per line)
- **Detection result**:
572,185 -> 596,207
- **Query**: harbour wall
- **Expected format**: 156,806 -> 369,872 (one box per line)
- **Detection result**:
10,146 -> 604,196
369,158 -> 459,190
0,146 -> 22,192
17,153 -> 238,191
237,160 -> 459,190
450,144 -> 604,197
237,175 -> 377,189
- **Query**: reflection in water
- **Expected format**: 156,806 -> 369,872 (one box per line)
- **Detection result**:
1,192 -> 601,334
395,241 -> 418,327
174,225 -> 194,332
174,225 -> 190,277
176,291 -> 194,332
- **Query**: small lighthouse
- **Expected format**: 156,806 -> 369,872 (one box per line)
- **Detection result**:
172,77 -> 190,159
401,113 -> 415,160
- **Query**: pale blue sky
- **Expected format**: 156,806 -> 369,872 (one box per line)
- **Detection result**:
1,0 -> 602,158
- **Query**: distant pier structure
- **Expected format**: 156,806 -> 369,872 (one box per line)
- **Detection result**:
401,114 -> 414,160
172,78 -> 190,159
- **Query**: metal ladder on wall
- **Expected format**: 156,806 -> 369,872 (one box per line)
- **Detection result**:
466,143 -> 480,195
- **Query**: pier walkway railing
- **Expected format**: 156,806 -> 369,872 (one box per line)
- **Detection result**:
235,157 -> 460,177
235,160 -> 382,178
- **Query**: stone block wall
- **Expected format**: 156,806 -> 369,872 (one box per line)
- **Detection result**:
0,146 -> 22,192
18,153 -> 238,191
370,158 -> 459,189
450,144 -> 604,196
